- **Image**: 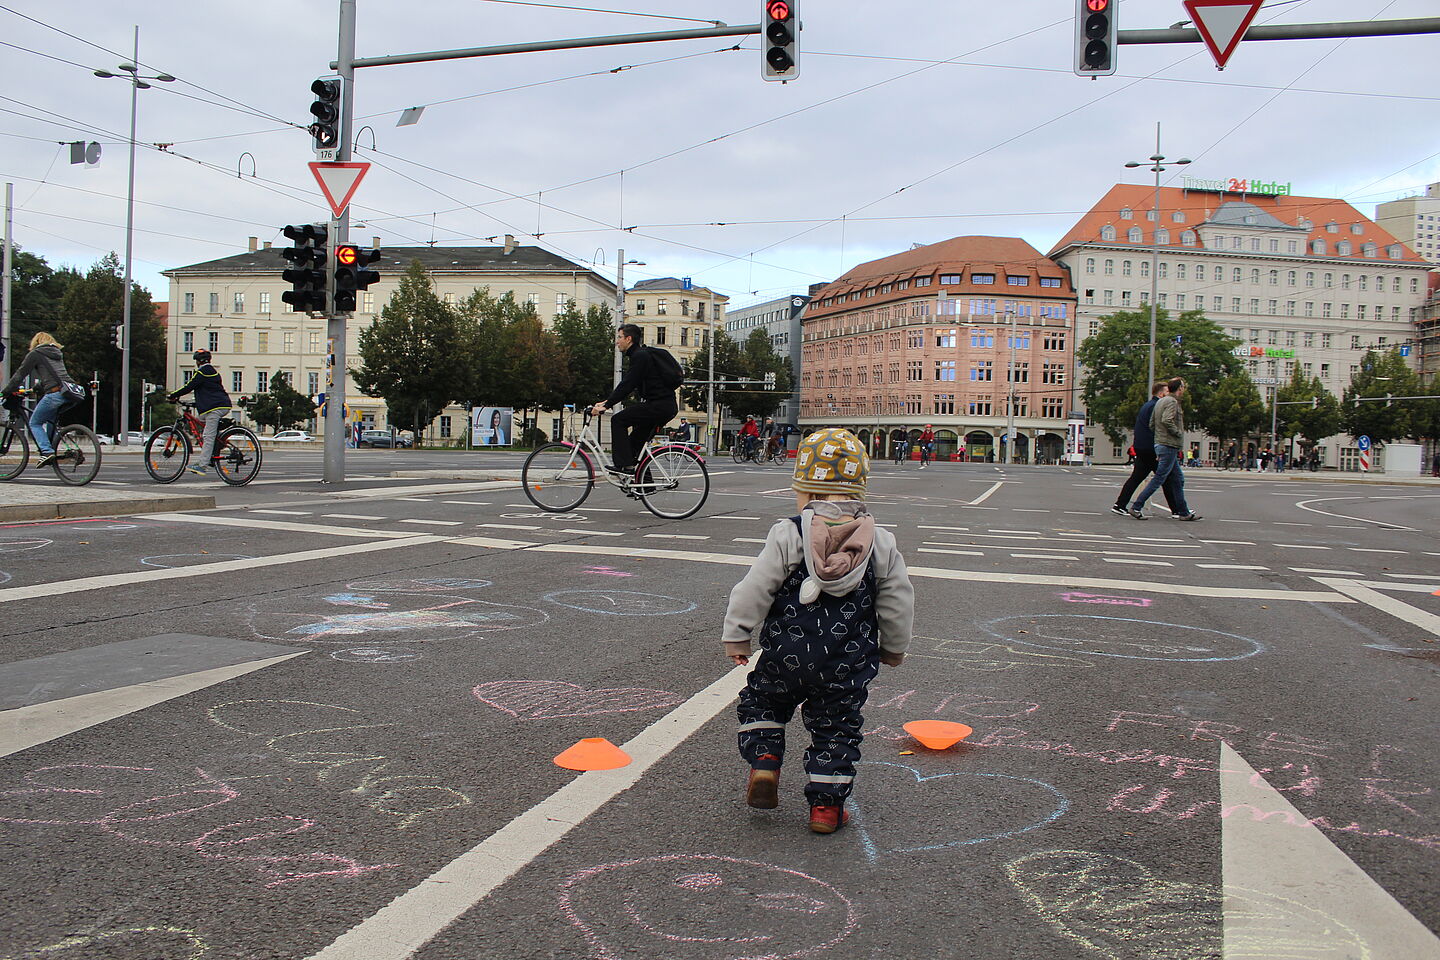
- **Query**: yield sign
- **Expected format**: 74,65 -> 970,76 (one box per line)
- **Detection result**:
308,161 -> 370,218
1183,0 -> 1264,70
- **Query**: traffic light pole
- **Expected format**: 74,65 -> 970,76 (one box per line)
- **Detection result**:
324,0 -> 357,484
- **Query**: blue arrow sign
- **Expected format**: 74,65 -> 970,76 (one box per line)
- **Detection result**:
1357,435 -> 1370,451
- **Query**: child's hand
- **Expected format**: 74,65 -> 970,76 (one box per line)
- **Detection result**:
880,651 -> 904,667
730,654 -> 750,666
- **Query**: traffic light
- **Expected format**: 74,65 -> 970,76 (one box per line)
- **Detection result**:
1385,393 -> 1394,407
1074,0 -> 1117,77
762,0 -> 799,82
333,245 -> 381,313
281,223 -> 329,314
112,324 -> 124,349
309,78 -> 341,151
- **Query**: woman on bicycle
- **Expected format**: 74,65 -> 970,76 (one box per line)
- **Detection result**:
739,415 -> 760,458
167,349 -> 232,476
1,332 -> 83,469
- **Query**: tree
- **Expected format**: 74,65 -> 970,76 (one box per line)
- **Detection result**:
732,327 -> 794,420
53,253 -> 161,434
1273,365 -> 1341,452
552,300 -> 614,406
1076,308 -> 1240,443
245,372 -> 315,432
1341,349 -> 1418,444
2,247 -> 80,350
1191,372 -> 1265,444
680,329 -> 745,414
353,260 -> 465,435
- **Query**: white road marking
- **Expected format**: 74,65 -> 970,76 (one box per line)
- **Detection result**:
0,653 -> 305,759
712,515 -> 761,520
1294,494 -> 1423,533
1011,553 -> 1080,561
1054,531 -> 1115,539
306,665 -> 753,960
1063,511 -> 1102,516
477,523 -> 543,531
1313,579 -> 1440,638
1200,539 -> 1255,545
1349,547 -> 1405,554
252,509 -> 313,516
1351,580 -> 1437,594
1216,519 -> 1259,523
918,525 -> 970,532
1103,558 -> 1172,567
990,529 -> 1040,535
1126,536 -> 1185,543
732,537 -> 768,544
1384,573 -> 1440,581
918,548 -> 985,557
1275,543 -> 1330,550
150,513 -> 420,540
575,507 -> 621,512
562,529 -> 623,537
1197,564 -> 1269,570
1012,508 -> 1050,512
441,500 -> 491,505
399,519 -> 464,526
1289,567 -> 1364,576
397,497 -> 434,502
970,481 -> 1004,505
643,533 -> 710,540
322,514 -> 387,521
1220,742 -> 1440,959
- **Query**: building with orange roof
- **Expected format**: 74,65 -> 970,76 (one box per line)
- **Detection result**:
799,236 -> 1079,463
1050,182 -> 1433,468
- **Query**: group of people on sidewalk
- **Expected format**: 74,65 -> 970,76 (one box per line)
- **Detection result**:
1112,377 -> 1202,522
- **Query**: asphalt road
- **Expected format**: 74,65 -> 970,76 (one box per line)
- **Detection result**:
1,455 -> 1437,960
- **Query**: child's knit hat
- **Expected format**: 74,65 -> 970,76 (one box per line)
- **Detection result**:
792,427 -> 868,498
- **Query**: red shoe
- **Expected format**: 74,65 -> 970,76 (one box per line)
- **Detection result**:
746,761 -> 780,809
809,804 -> 849,834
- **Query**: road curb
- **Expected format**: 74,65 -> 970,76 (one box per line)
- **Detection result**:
0,494 -> 216,523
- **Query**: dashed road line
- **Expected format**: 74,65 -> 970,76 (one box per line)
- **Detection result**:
323,514 -> 387,521
1200,539 -> 1255,545
400,519 -> 465,526
1011,553 -> 1080,561
1291,567 -> 1363,576
1197,564 -> 1269,570
1276,543 -> 1329,550
562,529 -> 623,537
1104,558 -> 1173,567
477,523 -> 543,531
252,509 -> 313,516
918,548 -> 985,557
643,533 -> 710,541
1349,547 -> 1405,554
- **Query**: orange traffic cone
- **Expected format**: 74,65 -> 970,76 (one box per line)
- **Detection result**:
554,737 -> 632,771
903,720 -> 973,751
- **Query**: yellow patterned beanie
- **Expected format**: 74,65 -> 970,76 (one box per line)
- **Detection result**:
792,428 -> 869,498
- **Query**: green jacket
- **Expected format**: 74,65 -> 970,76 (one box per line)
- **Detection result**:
1150,395 -> 1185,448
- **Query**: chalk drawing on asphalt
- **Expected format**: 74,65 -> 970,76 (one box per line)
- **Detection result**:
543,590 -> 697,617
472,680 -> 684,719
980,614 -> 1265,662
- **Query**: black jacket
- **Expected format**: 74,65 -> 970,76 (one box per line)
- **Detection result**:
169,363 -> 233,414
604,343 -> 678,408
2,344 -> 75,395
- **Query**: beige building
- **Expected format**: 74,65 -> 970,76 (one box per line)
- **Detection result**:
1376,182 -> 1440,267
162,236 -> 616,440
624,277 -> 727,418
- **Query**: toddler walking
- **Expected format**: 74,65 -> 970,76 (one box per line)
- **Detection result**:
722,428 -> 914,833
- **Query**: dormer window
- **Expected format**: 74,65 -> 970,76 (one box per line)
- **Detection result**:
1127,227 -> 1143,243
1101,225 -> 1116,241
1119,208 -> 1133,219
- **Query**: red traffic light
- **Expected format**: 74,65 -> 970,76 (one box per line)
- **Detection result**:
766,0 -> 791,20
335,245 -> 358,266
1087,0 -> 1108,9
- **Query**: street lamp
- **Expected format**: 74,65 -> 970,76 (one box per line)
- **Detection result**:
1004,307 -> 1018,465
95,27 -> 174,446
1125,124 -> 1189,391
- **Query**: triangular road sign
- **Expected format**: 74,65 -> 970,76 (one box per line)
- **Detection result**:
1183,0 -> 1264,70
308,161 -> 370,218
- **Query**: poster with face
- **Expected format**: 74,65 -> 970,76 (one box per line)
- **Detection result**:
473,406 -> 514,446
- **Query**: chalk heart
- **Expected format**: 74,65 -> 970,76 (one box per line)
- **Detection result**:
471,680 -> 683,720
850,762 -> 1068,859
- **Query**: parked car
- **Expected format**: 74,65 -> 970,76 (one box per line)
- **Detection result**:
98,431 -> 148,445
270,430 -> 314,442
357,430 -> 412,448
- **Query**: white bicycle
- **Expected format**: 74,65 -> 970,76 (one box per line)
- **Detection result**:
521,408 -> 710,519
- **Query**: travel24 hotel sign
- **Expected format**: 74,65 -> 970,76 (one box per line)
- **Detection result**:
1182,176 -> 1293,196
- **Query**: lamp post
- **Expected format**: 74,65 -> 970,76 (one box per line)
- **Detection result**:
95,27 -> 174,446
1005,307 -> 1018,464
1125,123 -> 1189,392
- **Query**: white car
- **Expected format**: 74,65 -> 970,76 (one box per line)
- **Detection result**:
98,431 -> 148,445
270,430 -> 315,442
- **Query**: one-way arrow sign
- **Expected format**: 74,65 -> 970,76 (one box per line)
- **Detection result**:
308,161 -> 370,218
1183,0 -> 1264,70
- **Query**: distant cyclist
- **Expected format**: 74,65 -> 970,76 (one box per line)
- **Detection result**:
739,415 -> 760,459
760,417 -> 780,458
918,424 -> 936,469
1,332 -> 83,469
168,350 -> 232,476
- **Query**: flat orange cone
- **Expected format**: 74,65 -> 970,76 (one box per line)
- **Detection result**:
903,720 -> 973,751
554,737 -> 632,771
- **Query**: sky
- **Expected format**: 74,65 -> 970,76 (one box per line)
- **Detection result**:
2,0 -> 1436,314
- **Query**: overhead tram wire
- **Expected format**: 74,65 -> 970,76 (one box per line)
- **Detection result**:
472,0 -> 727,24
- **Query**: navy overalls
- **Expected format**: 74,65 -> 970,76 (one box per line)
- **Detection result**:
736,517 -> 880,806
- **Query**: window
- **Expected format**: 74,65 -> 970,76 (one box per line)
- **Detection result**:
914,276 -> 931,287
1413,277 -> 1421,293
208,331 -> 219,352
1322,303 -> 1332,318
1338,241 -> 1352,256
1288,240 -> 1299,253
1173,211 -> 1186,223
1119,207 -> 1133,219
1232,268 -> 1243,283
934,394 -> 955,415
1392,276 -> 1402,293
209,293 -> 220,313
1195,264 -> 1206,281
233,332 -> 244,352
1266,330 -> 1277,345
970,329 -> 994,348
233,292 -> 245,313
970,273 -> 995,285
1101,226 -> 1116,241
634,299 -> 645,314
1042,362 -> 1065,385
657,298 -> 667,315
1103,290 -> 1114,306
1249,328 -> 1261,341
1305,272 -> 1315,287
1042,397 -> 1065,418
1250,269 -> 1261,284
1176,294 -> 1186,309
232,371 -> 243,392
1043,332 -> 1066,351
1181,231 -> 1197,246
968,398 -> 992,416
1312,239 -> 1327,255
183,331 -> 194,352
1213,296 -> 1223,312
1121,291 -> 1132,306
907,361 -> 923,381
1104,259 -> 1114,275
1322,333 -> 1332,349
970,360 -> 993,382
1320,363 -> 1330,378
1006,275 -> 1029,286
259,292 -> 271,314
1350,335 -> 1361,349
1269,270 -> 1278,285
1232,298 -> 1242,313
655,326 -> 666,345
283,332 -> 294,353
1270,239 -> 1279,252
1267,300 -> 1277,315
1287,270 -> 1297,286
1140,261 -> 1150,278
1363,242 -> 1377,257
256,371 -> 269,393
1122,260 -> 1132,276
1155,229 -> 1170,245
1127,227 -> 1143,243
936,329 -> 957,348
1303,302 -> 1314,317
1340,304 -> 1350,319
935,360 -> 956,381
1085,258 -> 1095,274
439,416 -> 452,438
1284,331 -> 1295,347
1007,332 -> 1031,350
257,332 -> 269,353
1323,273 -> 1333,288
1250,299 -> 1259,314
183,292 -> 194,314
308,371 -> 319,395
1158,262 -> 1168,279
445,292 -> 457,306
1177,263 -> 1187,280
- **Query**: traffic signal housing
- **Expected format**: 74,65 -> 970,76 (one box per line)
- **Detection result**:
1074,0 -> 1117,77
281,223 -> 329,314
309,78 -> 341,151
762,0 -> 798,81
333,245 -> 380,313
112,324 -> 124,349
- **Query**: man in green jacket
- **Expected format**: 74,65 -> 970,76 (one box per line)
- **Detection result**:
1127,376 -> 1200,521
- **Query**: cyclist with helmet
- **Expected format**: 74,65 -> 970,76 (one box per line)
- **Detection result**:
917,424 -> 936,469
168,350 -> 232,476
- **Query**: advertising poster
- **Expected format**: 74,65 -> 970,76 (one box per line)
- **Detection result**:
473,406 -> 514,446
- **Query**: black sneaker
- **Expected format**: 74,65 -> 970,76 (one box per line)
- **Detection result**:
1109,505 -> 1128,517
34,452 -> 57,469
1172,512 -> 1201,521
1126,506 -> 1148,520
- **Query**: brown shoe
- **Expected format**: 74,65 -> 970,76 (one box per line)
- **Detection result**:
746,765 -> 780,809
809,804 -> 849,834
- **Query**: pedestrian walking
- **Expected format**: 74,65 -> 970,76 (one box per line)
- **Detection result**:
1127,377 -> 1201,521
1432,449 -> 1440,478
1111,381 -> 1183,518
723,427 -> 914,834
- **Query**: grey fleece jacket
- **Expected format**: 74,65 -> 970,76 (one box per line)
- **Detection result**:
1150,394 -> 1185,449
722,500 -> 914,662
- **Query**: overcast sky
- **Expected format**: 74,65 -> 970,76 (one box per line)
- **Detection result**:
2,0 -> 1436,313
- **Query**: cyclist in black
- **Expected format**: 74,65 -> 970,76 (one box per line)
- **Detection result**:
2,332 -> 82,469
590,324 -> 678,476
168,350 -> 233,476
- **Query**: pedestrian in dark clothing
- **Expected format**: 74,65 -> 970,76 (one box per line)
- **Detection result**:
1129,377 -> 1200,521
1111,381 -> 1182,518
590,323 -> 679,475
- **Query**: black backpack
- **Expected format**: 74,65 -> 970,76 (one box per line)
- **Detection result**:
648,346 -> 685,390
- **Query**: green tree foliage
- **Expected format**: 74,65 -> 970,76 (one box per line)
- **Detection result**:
1191,372 -> 1266,442
502,312 -> 572,415
677,328 -> 793,421
1273,365 -> 1341,448
1341,348 -> 1418,443
1076,308 -> 1239,443
53,253 -> 161,434
353,260 -> 466,435
735,327 -> 794,420
551,300 -> 614,405
2,246 -> 79,350
245,372 -> 316,432
680,329 -> 744,412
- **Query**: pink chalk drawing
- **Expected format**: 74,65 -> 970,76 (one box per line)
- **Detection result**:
583,565 -> 633,577
247,592 -> 548,645
559,854 -> 858,960
472,680 -> 684,720
1060,592 -> 1153,608
0,764 -> 397,886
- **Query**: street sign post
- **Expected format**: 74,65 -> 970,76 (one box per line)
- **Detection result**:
1357,434 -> 1371,472
1182,0 -> 1264,69
308,161 -> 370,218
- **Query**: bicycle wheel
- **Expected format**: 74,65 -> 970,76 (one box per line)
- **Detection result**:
522,442 -> 594,511
730,445 -> 745,464
144,427 -> 190,483
0,423 -> 29,480
214,427 -> 262,486
638,448 -> 709,520
51,425 -> 102,486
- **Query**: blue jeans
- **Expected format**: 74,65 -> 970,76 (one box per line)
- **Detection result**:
1134,444 -> 1190,515
29,390 -> 70,455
